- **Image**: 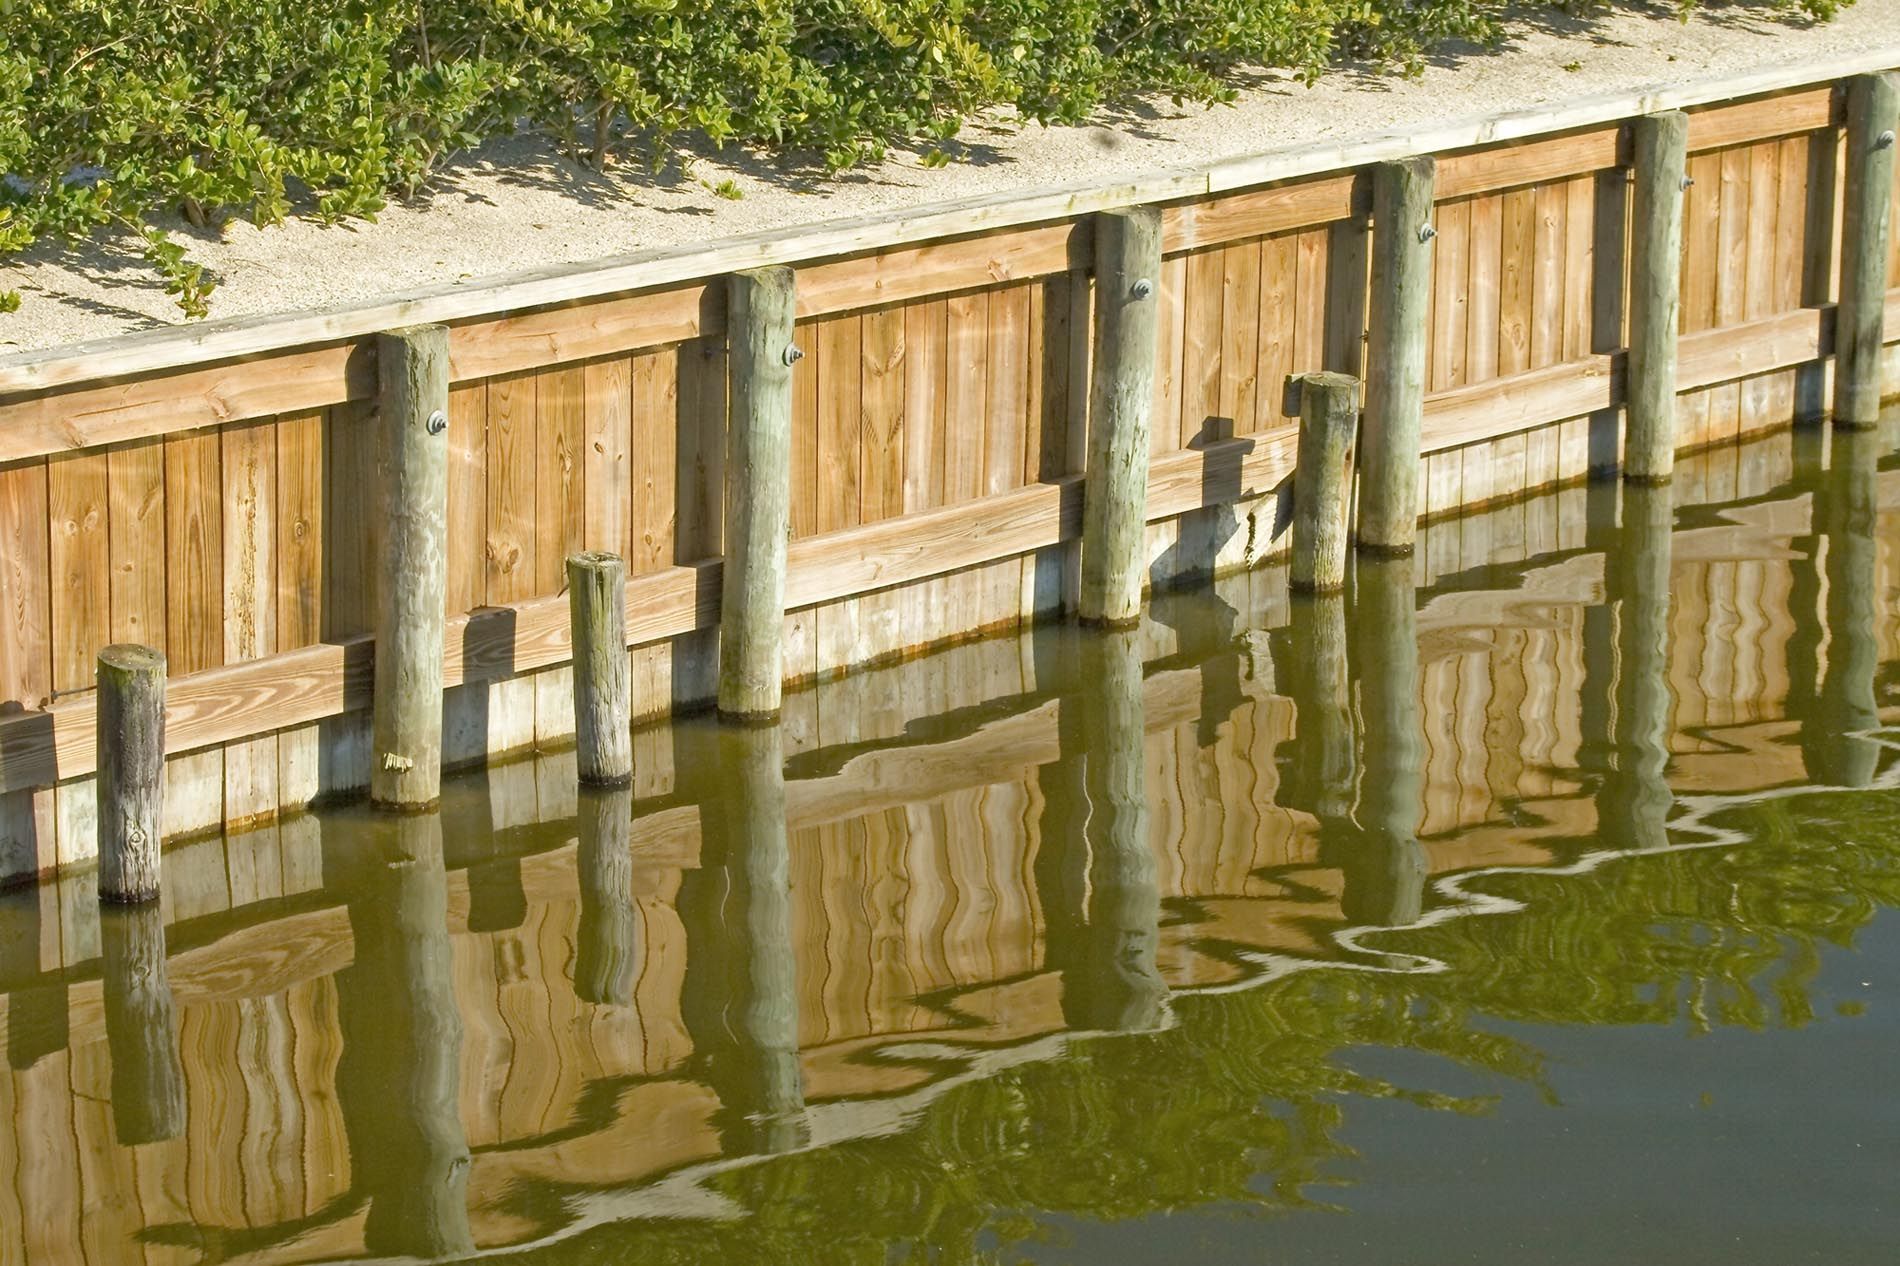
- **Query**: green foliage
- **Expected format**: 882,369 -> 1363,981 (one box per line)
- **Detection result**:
0,1 -> 1854,315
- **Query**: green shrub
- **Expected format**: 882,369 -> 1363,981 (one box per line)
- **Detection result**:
0,0 -> 1852,317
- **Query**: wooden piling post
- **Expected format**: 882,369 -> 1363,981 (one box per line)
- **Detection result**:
371,324 -> 451,810
1835,72 -> 1899,428
101,903 -> 184,1145
1290,371 -> 1359,593
96,644 -> 165,904
567,551 -> 633,785
1626,111 -> 1689,483
1358,157 -> 1435,553
720,267 -> 798,720
1079,207 -> 1163,626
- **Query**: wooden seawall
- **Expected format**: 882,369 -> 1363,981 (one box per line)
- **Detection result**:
3,55 -> 1900,881
0,427 -> 1896,1263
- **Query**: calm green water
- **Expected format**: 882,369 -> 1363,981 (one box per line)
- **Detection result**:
2,424 -> 1898,1265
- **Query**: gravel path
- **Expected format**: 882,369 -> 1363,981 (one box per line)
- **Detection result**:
4,1 -> 1899,354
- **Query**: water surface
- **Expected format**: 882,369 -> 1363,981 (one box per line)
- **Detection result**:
2,425 -> 1898,1264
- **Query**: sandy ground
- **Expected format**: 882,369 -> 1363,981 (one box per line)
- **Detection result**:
5,1 -> 1900,355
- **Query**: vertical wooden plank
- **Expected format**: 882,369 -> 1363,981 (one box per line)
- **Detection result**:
1561,174 -> 1596,362
943,293 -> 989,506
1429,198 -> 1471,392
814,311 -> 865,676
106,439 -> 167,652
1740,139 -> 1782,433
1707,145 -> 1752,449
0,459 -> 52,875
1219,241 -> 1263,435
166,425 -> 225,834
902,299 -> 949,514
221,421 -> 276,667
485,371 -> 538,603
222,419 -> 278,826
1292,227 -> 1332,376
790,316 -> 820,540
582,355 -> 633,556
1150,253 -> 1188,455
1498,186 -> 1537,376
1678,149 -> 1723,449
861,306 -> 907,524
984,283 -> 1032,627
1325,216 -> 1370,378
276,410 -> 324,808
535,364 -> 585,595
163,428 -> 223,676
816,313 -> 865,533
275,412 -> 324,649
1530,181 -> 1567,369
677,336 -> 727,561
1184,249 -> 1237,451
1465,193 -> 1504,384
1257,232 -> 1299,424
443,382 -> 488,616
627,348 -> 679,575
47,451 -> 110,695
984,284 -> 1031,496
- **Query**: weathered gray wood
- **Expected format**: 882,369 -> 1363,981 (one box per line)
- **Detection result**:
1290,371 -> 1358,593
1358,157 -> 1436,553
100,903 -> 183,1144
1069,628 -> 1167,1031
1345,556 -> 1427,926
371,324 -> 451,808
96,644 -> 165,904
720,268 -> 798,720
1626,111 -> 1689,483
1835,73 -> 1899,428
576,785 -> 636,1005
1080,207 -> 1163,626
567,552 -> 633,785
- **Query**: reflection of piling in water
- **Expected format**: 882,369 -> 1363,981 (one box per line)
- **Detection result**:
576,786 -> 637,1006
1802,428 -> 1882,786
334,812 -> 473,1259
1060,629 -> 1168,1033
1280,593 -> 1355,825
100,904 -> 184,1145
1599,483 -> 1675,850
681,725 -> 807,1154
1343,557 -> 1428,927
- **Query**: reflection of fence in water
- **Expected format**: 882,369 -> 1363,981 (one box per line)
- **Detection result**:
0,432 -> 1898,1260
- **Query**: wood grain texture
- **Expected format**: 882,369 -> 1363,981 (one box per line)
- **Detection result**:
107,438 -> 168,652
47,451 -> 110,696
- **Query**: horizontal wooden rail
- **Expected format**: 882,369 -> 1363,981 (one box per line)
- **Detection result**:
1,50 -> 1890,414
0,434 -> 1293,792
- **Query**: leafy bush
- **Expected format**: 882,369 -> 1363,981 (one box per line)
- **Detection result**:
0,0 -> 1853,316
